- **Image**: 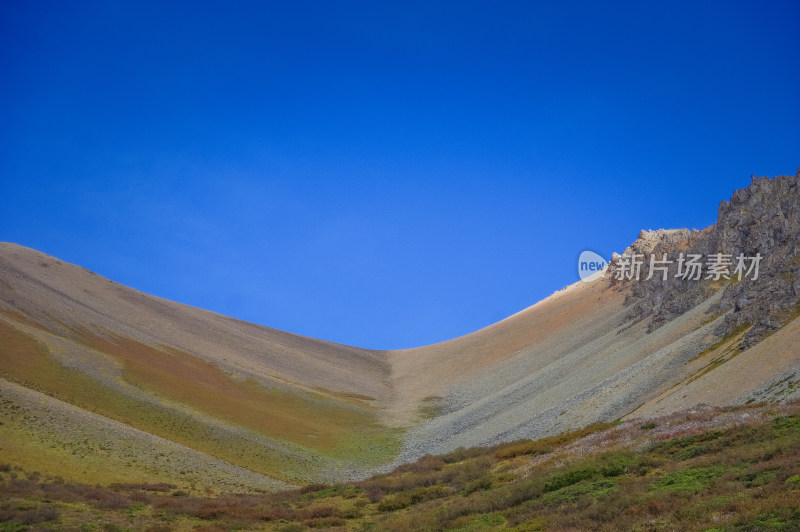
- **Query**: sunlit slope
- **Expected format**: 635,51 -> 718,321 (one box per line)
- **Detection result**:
386,174 -> 800,461
390,277 -> 800,463
0,242 -> 398,485
388,279 -> 683,460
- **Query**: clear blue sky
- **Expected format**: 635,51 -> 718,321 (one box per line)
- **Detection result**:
2,1 -> 798,349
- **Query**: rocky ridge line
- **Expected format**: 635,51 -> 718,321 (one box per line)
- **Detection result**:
608,170 -> 800,349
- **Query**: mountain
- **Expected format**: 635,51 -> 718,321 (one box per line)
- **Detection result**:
1,171 -> 799,492
0,242 -> 395,489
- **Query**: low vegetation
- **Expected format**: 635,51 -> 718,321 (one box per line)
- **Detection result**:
2,400 -> 800,531
0,318 -> 400,485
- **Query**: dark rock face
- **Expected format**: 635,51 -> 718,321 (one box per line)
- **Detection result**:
609,171 -> 800,349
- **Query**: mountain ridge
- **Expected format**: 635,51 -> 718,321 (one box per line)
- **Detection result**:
1,171 -> 799,489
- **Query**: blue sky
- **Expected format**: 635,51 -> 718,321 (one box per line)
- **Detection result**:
2,1 -> 798,349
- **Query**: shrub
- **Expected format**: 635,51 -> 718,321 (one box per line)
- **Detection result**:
143,526 -> 174,532
462,476 -> 492,495
495,439 -> 553,459
395,454 -> 446,474
110,482 -> 176,492
277,524 -> 307,532
650,466 -> 725,494
364,484 -> 385,502
304,505 -> 335,519
544,468 -> 597,492
442,446 -> 489,464
17,506 -> 59,525
377,493 -> 413,511
300,483 -> 328,494
340,505 -> 363,519
85,488 -> 130,509
305,516 -> 346,528
193,501 -> 222,520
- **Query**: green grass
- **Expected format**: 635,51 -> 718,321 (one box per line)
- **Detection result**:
540,478 -> 617,503
650,466 -> 725,494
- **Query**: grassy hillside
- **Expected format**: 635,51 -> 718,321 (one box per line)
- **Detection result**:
0,315 -> 399,485
2,400 -> 799,531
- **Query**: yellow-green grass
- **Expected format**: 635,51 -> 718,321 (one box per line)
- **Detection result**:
0,407 -> 167,488
0,388 -> 289,493
0,319 -> 298,482
0,319 -> 399,484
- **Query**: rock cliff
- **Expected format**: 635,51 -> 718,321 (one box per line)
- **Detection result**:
610,170 -> 800,349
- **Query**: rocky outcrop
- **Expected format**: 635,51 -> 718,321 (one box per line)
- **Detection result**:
609,171 -> 800,349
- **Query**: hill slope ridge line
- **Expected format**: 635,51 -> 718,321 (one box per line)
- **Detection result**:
1,171 -> 799,482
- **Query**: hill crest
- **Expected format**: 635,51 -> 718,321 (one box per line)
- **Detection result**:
1,171 -> 799,487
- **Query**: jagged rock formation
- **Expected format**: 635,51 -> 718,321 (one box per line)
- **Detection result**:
611,171 -> 800,349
